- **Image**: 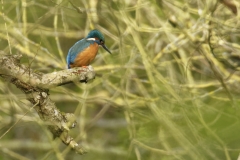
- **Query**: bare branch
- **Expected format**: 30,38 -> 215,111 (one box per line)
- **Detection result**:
0,54 -> 92,154
219,0 -> 237,15
0,54 -> 95,88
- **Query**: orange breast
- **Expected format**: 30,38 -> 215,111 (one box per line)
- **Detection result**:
71,43 -> 99,68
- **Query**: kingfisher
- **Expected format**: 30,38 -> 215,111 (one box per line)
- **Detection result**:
66,29 -> 111,69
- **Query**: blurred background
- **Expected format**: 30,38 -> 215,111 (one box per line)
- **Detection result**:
1,0 -> 240,159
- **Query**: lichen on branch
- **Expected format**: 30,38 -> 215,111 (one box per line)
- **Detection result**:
0,54 -> 95,154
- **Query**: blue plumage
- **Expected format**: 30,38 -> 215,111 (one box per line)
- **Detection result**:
67,39 -> 94,69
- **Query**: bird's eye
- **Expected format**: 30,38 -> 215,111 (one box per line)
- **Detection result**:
100,40 -> 104,45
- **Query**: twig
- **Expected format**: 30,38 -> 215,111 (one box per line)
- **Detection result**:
207,1 -> 234,106
219,0 -> 237,15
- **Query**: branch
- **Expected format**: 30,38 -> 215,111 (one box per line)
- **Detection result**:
0,54 -> 95,88
219,0 -> 237,15
0,54 -> 94,154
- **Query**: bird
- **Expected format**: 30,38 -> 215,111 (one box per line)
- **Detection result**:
66,29 -> 111,69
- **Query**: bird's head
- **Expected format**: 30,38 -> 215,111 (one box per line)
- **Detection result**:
86,29 -> 111,54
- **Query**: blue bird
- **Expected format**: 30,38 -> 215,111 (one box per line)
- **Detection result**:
66,29 -> 111,69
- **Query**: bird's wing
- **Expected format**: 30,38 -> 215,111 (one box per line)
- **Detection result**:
67,39 -> 93,68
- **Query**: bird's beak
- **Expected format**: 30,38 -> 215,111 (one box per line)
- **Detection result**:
102,44 -> 112,54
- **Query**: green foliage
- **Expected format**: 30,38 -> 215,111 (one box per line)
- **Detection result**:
1,0 -> 240,159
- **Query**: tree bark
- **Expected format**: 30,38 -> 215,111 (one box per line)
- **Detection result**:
0,54 -> 95,154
